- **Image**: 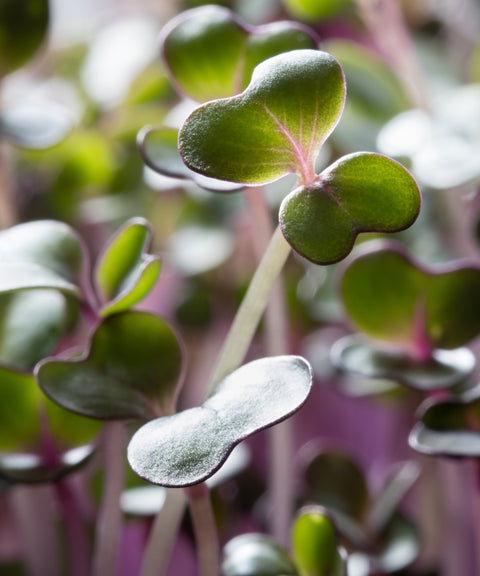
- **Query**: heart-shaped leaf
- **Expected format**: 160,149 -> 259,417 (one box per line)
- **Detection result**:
128,355 -> 312,487
137,126 -> 242,192
222,533 -> 298,576
161,5 -> 318,102
292,507 -> 346,576
409,384 -> 480,457
340,240 -> 480,355
179,49 -> 346,185
0,0 -> 49,77
36,311 -> 185,421
0,290 -> 77,370
0,220 -> 85,297
94,218 -> 161,316
331,335 -> 476,392
279,154 -> 420,264
0,101 -> 74,149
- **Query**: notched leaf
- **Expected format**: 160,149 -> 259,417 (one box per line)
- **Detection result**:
128,355 -> 312,487
36,311 -> 185,421
279,153 -> 420,265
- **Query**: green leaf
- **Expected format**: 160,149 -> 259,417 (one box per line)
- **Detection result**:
340,240 -> 480,354
138,126 -> 242,192
161,5 -> 318,102
0,290 -> 77,370
292,508 -> 345,576
0,220 -> 84,297
283,0 -> 351,22
95,218 -> 161,316
372,513 -> 420,574
179,49 -> 345,185
0,0 -> 49,77
409,385 -> 480,457
279,154 -> 420,265
128,356 -> 312,487
302,447 -> 369,522
36,311 -> 184,421
222,533 -> 298,576
331,335 -> 476,392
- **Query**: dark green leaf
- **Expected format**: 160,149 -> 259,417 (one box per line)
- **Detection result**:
94,218 -> 161,316
161,5 -> 318,102
222,533 -> 297,576
0,0 -> 49,77
128,356 -> 312,487
279,154 -> 420,264
331,335 -> 476,392
179,50 -> 345,185
409,385 -> 480,457
340,240 -> 480,353
36,311 -> 184,421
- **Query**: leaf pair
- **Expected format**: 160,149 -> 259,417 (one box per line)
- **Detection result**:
223,508 -> 345,576
178,49 -> 420,264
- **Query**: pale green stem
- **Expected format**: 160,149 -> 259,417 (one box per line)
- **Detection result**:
92,422 -> 126,576
185,483 -> 220,576
140,224 -> 292,576
244,187 -> 293,546
207,225 -> 292,394
140,488 -> 186,576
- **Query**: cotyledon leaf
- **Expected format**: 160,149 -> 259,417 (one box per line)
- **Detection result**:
161,4 -> 319,102
179,49 -> 345,186
127,356 -> 312,487
279,153 -> 420,265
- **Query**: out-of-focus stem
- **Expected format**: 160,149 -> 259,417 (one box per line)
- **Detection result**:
185,483 -> 220,576
245,187 -> 293,546
140,488 -> 186,576
92,422 -> 126,576
55,479 -> 90,576
10,485 -> 61,576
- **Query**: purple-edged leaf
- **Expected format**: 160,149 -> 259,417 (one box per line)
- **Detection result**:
137,126 -> 242,192
179,50 -> 345,186
340,240 -> 480,355
0,101 -> 73,149
292,507 -> 346,576
0,0 -> 49,77
331,335 -> 475,392
94,218 -> 161,316
279,153 -> 420,265
0,220 -> 84,297
161,5 -> 318,102
36,311 -> 184,421
409,384 -> 480,457
222,533 -> 298,576
128,356 -> 312,487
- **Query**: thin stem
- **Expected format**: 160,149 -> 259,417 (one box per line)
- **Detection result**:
140,488 -> 186,576
244,187 -> 293,546
10,485 -> 61,576
185,483 -> 220,576
55,479 -> 91,576
92,421 -> 126,576
207,225 -> 292,394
